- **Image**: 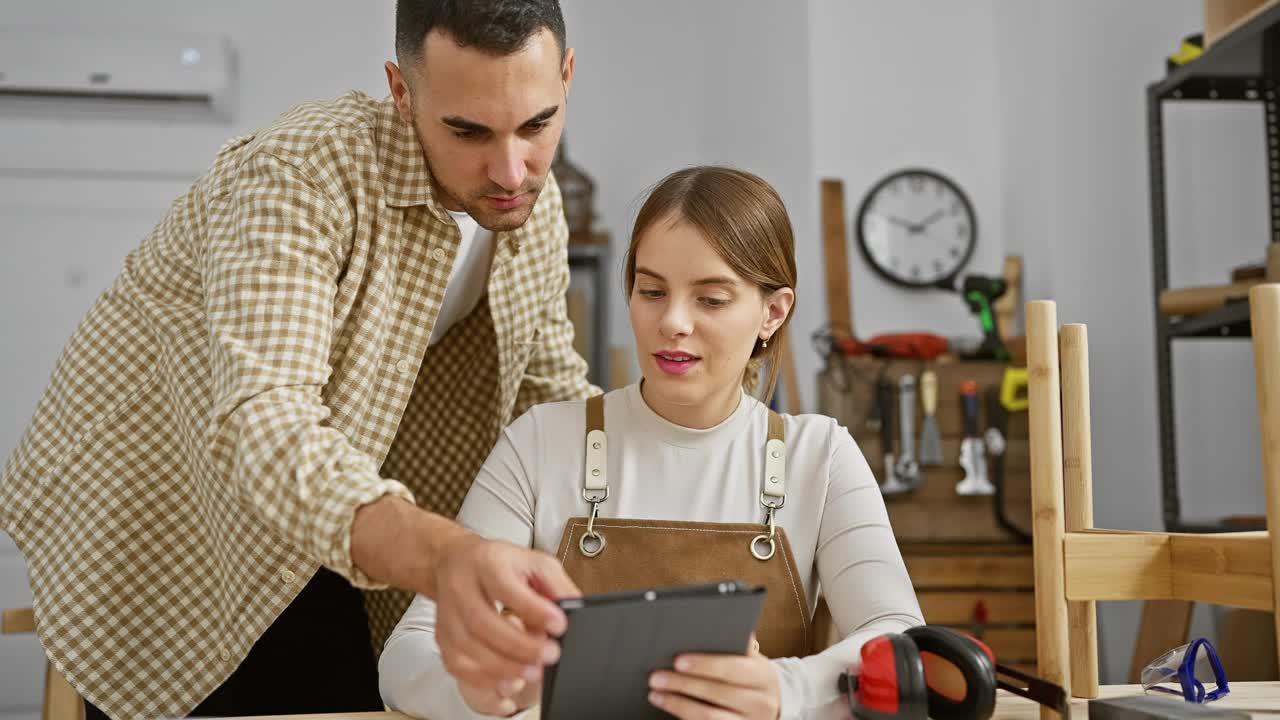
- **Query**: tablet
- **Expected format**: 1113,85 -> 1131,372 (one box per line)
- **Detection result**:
540,580 -> 767,719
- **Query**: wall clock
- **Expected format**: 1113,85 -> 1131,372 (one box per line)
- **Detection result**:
855,168 -> 976,288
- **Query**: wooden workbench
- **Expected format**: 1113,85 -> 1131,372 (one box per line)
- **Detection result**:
229,682 -> 1280,719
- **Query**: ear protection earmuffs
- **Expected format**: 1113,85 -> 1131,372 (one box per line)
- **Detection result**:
839,625 -> 998,720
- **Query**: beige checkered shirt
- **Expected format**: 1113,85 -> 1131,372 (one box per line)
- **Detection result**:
0,91 -> 595,719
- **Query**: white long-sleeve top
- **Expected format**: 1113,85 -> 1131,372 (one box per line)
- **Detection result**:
379,383 -> 924,719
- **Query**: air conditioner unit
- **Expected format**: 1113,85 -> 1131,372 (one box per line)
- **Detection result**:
0,27 -> 238,120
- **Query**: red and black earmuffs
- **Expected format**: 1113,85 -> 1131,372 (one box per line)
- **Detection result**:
839,625 -> 998,720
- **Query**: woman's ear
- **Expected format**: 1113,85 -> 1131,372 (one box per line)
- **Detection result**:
760,288 -> 796,339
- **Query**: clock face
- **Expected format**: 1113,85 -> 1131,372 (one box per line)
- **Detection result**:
855,169 -> 976,288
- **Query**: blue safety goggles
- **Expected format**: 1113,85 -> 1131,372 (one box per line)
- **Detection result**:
1140,638 -> 1230,704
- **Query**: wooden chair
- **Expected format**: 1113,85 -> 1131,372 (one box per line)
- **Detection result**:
1026,287 -> 1280,718
2,607 -> 84,720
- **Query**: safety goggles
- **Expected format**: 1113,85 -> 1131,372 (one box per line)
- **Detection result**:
1140,638 -> 1230,704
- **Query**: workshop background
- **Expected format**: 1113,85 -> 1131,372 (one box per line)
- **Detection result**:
0,0 -> 1272,716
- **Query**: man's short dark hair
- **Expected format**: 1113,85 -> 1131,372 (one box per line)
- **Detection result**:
395,0 -> 566,69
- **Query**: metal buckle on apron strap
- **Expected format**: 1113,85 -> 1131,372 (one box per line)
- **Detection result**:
751,504 -> 779,561
577,394 -> 790,561
580,486 -> 608,557
752,434 -> 788,561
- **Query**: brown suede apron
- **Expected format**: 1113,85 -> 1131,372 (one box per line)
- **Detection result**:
553,394 -> 812,658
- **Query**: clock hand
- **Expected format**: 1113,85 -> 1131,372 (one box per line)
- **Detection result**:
918,209 -> 946,228
883,214 -> 915,230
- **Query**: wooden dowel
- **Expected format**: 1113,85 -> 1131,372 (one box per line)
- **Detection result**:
1059,324 -> 1098,698
1026,300 -> 1071,716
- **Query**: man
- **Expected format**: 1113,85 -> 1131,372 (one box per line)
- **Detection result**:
0,1 -> 595,717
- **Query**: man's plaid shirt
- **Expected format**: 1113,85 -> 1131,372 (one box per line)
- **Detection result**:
0,91 -> 594,719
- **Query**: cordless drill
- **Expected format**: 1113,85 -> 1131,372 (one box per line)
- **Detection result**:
938,274 -> 1011,362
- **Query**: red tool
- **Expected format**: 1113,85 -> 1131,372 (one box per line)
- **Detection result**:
839,625 -> 1070,719
839,626 -> 997,720
832,332 -> 950,361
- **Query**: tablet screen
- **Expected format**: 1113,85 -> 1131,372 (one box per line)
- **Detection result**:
540,580 -> 767,719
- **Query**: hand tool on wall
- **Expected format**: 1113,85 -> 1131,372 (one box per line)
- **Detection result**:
993,255 -> 1023,345
918,370 -> 943,465
999,367 -> 1029,412
956,380 -> 995,496
894,375 -> 921,491
986,385 -> 1030,542
877,378 -> 912,496
938,274 -> 1011,362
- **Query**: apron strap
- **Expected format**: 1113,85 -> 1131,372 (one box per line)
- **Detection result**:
763,410 -> 786,505
584,394 -> 608,500
752,409 -> 788,561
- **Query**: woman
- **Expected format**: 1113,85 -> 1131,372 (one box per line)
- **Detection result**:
379,166 -> 923,719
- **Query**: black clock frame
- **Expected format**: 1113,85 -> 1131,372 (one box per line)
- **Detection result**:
854,168 -> 977,289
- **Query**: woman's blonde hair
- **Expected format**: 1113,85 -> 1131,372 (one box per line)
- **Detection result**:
624,166 -> 798,404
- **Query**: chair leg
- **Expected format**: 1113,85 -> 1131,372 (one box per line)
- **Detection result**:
1027,300 -> 1071,714
1248,283 -> 1280,671
1060,323 -> 1099,697
43,661 -> 84,720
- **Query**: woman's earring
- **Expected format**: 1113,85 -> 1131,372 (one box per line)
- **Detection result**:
762,337 -> 769,348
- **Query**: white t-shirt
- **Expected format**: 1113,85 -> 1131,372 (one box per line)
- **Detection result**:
429,210 -> 494,346
378,384 -> 924,720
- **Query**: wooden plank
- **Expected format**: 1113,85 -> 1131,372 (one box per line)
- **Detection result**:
566,287 -> 589,361
1060,323 -> 1098,697
607,346 -> 631,391
779,332 -> 803,415
1063,531 -> 1172,601
1250,283 -> 1280,669
1205,0 -> 1280,45
994,255 -> 1023,344
45,663 -> 84,720
948,627 -> 1037,661
1127,600 -> 1194,683
1026,299 -> 1071,712
889,499 -> 1032,543
904,553 -> 1034,589
918,591 -> 1036,625
1170,531 -> 1274,610
1,607 -> 35,634
820,179 -> 854,338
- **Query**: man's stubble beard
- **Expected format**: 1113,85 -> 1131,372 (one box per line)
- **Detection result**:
410,114 -> 545,233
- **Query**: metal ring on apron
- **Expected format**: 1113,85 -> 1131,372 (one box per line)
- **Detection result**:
751,505 -> 778,561
579,493 -> 607,558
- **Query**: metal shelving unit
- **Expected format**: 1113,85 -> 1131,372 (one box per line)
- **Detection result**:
568,242 -> 610,388
1148,2 -> 1280,532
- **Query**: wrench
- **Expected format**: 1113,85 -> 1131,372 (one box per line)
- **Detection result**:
893,375 -> 921,490
877,378 -> 912,496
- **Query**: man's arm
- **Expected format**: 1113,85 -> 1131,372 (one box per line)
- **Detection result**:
204,151 -> 414,587
512,177 -> 602,417
352,494 -> 577,692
